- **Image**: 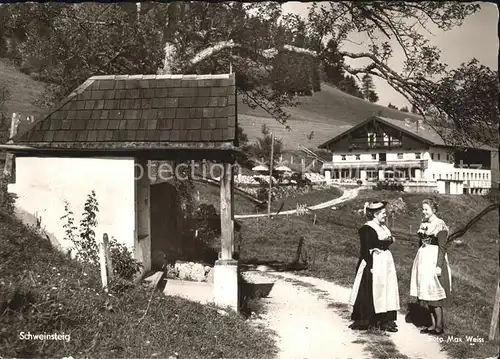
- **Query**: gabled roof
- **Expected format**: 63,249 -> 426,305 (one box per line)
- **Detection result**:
318,115 -> 496,151
12,74 -> 237,151
319,116 -> 432,149
377,116 -> 447,146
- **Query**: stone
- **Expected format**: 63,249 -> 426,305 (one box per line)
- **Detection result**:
143,271 -> 164,289
176,261 -> 194,280
190,263 -> 206,282
213,261 -> 238,311
165,264 -> 177,279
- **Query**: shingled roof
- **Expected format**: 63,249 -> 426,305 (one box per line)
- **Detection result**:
13,74 -> 237,151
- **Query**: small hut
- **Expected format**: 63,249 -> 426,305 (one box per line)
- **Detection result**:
0,73 -> 241,311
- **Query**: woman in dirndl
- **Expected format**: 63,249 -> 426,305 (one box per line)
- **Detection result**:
348,201 -> 400,332
410,198 -> 452,335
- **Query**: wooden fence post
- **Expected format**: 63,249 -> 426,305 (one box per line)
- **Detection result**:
104,234 -> 113,279
99,233 -> 113,292
295,236 -> 305,263
489,280 -> 500,340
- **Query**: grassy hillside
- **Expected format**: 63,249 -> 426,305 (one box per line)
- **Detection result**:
0,209 -> 276,359
0,57 -> 419,149
237,190 -> 499,359
0,58 -> 47,127
238,84 -> 421,149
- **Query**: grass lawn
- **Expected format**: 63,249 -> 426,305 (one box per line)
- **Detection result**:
195,181 -> 342,216
235,189 -> 499,359
0,210 -> 277,359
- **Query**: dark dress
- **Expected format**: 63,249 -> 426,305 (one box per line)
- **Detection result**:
351,225 -> 397,325
418,230 -> 451,308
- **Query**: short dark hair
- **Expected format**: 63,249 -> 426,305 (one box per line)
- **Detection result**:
422,198 -> 438,213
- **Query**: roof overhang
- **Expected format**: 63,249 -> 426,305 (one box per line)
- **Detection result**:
0,143 -> 242,161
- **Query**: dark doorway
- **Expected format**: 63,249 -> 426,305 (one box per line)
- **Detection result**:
150,181 -> 181,270
445,181 -> 451,194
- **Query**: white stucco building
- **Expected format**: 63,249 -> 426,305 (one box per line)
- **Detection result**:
319,116 -> 497,195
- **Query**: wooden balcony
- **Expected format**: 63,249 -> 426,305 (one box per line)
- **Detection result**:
349,139 -> 402,150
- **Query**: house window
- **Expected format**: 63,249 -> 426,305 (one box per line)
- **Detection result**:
439,174 -> 442,179
371,154 -> 377,160
431,153 -> 434,160
487,173 -> 489,180
437,154 -> 441,160
397,153 -> 403,159
368,133 -> 376,146
433,174 -> 435,180
341,155 -> 346,161
355,154 -> 360,160
446,173 -> 448,179
415,152 -> 421,159
446,154 -> 450,161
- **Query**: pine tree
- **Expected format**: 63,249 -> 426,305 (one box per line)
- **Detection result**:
361,74 -> 376,100
368,91 -> 379,103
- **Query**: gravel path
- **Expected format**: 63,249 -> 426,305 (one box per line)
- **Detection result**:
244,269 -> 450,359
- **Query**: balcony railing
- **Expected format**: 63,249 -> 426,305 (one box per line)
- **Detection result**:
323,159 -> 427,169
349,139 -> 402,149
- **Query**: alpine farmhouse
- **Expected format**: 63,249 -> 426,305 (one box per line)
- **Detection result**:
319,116 -> 498,195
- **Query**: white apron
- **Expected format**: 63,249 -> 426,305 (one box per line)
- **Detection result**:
349,221 -> 400,313
410,218 -> 452,301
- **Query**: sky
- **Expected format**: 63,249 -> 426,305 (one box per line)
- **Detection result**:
281,1 -> 499,108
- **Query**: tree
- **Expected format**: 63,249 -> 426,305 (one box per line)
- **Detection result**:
388,103 -> 398,110
0,81 -> 10,144
0,2 -> 481,128
416,59 -> 499,149
337,74 -> 364,98
0,3 -> 167,104
251,124 -> 283,167
237,124 -> 249,147
368,91 -> 379,103
361,74 -> 379,102
400,106 -> 409,112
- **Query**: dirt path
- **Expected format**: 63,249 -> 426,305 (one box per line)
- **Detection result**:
244,269 -> 449,359
235,186 -> 360,219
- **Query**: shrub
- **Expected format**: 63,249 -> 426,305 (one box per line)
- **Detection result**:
61,190 -> 142,280
374,181 -> 404,192
108,237 -> 142,281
